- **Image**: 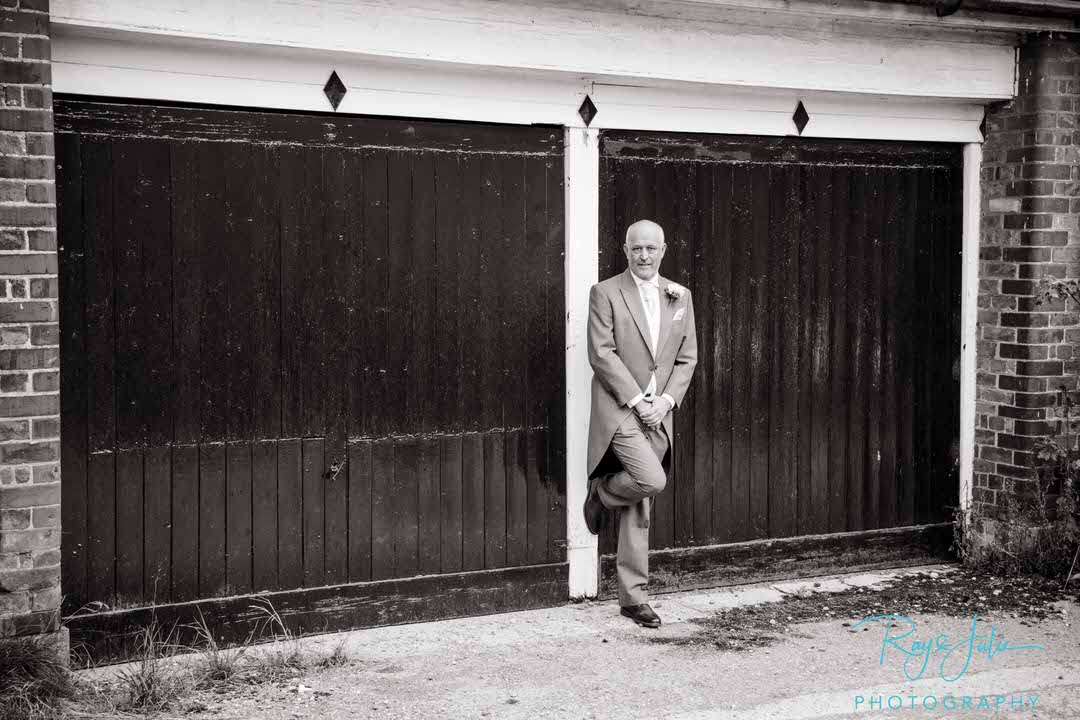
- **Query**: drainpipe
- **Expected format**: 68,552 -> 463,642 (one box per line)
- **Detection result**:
866,0 -> 1080,19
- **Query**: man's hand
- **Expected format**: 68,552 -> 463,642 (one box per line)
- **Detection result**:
636,396 -> 671,429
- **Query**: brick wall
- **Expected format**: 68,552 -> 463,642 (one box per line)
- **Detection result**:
0,0 -> 60,639
975,32 -> 1080,537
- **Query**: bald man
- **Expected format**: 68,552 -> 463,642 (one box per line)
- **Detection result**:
583,219 -> 698,628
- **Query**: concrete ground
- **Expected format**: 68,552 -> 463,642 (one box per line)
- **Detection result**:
127,563 -> 1080,719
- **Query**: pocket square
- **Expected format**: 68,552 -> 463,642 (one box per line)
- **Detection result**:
673,308 -> 685,322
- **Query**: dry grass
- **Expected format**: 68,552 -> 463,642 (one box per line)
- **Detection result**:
0,635 -> 76,720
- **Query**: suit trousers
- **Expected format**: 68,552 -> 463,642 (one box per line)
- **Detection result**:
594,411 -> 669,607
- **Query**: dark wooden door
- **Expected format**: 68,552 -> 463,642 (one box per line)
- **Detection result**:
57,100 -> 566,614
599,131 -> 961,553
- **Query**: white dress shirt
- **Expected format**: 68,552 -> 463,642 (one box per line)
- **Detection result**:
627,272 -> 677,412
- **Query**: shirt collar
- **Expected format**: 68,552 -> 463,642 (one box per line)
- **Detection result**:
631,272 -> 660,289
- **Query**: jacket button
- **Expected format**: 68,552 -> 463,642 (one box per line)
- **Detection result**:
650,364 -> 657,371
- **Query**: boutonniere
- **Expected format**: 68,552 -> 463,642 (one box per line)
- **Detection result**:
665,283 -> 686,301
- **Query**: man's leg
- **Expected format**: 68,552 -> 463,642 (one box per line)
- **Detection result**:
594,413 -> 669,606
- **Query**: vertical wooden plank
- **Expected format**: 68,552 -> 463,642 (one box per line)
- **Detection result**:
711,164 -> 734,545
880,169 -> 902,528
276,438 -> 303,590
440,436 -> 464,573
434,153 -> 463,433
524,156 -> 551,564
767,164 -> 800,539
197,145 -> 228,443
462,441 -> 485,571
865,167 -> 885,530
393,438 -> 419,578
897,169 -> 918,527
847,167 -> 868,532
502,156 -> 529,566
111,143 -> 148,449
302,438 -> 325,588
412,153 -> 438,434
916,168 -> 936,526
386,150 -> 414,435
302,150 -> 328,437
418,437 -> 442,575
670,161 -> 697,548
171,144 -> 202,446
224,144 -> 256,442
83,140 -> 115,453
279,146 -> 308,439
170,445 -> 199,602
57,132 -> 87,611
114,449 -> 143,604
458,155 -> 484,435
347,439 -> 373,582
251,439 -> 278,592
370,438 -> 395,581
357,151 -> 390,438
484,433 -> 507,569
828,166 -> 851,533
525,429 -> 547,564
143,446 -> 171,605
85,452 -> 116,609
322,150 -> 350,585
505,430 -> 528,567
729,164 -> 753,542
692,163 -> 714,544
748,164 -> 771,539
199,443 -> 226,597
808,166 -> 834,536
251,145 -> 282,440
545,154 -> 567,562
225,442 -> 253,595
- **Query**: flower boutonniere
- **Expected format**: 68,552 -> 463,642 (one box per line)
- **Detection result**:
665,283 -> 687,301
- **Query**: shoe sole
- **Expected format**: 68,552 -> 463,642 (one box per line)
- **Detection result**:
620,608 -> 660,628
583,479 -> 604,535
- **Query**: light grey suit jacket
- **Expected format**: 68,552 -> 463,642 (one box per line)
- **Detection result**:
586,267 -> 698,478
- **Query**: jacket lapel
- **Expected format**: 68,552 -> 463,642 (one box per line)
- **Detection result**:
656,275 -> 675,358
619,268 -> 655,360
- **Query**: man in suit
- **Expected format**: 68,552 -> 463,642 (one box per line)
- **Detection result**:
584,219 -> 698,628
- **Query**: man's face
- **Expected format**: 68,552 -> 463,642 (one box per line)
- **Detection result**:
624,226 -> 666,280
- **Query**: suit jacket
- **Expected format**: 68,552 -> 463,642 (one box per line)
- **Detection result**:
587,267 -> 698,479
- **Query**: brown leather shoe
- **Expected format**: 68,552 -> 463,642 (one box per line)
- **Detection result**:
620,603 -> 661,628
583,476 -> 607,535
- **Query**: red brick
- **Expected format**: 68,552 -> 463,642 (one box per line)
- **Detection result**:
0,302 -> 55,323
0,441 -> 58,464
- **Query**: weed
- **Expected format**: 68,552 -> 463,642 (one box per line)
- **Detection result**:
110,618 -> 194,714
188,607 -> 251,687
0,636 -> 75,720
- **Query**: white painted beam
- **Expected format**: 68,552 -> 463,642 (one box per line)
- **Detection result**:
51,0 -> 1018,100
959,142 -> 982,516
564,126 -> 600,599
52,29 -> 991,144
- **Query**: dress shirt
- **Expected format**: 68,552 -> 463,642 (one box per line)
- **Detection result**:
626,272 -> 676,412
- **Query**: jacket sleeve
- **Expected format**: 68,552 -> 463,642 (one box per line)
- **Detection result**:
587,284 -> 643,406
661,290 -> 698,408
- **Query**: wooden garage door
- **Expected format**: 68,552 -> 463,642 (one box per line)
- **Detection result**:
56,100 -> 566,616
599,131 -> 961,554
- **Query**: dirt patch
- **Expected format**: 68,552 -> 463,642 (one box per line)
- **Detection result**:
652,567 -> 1080,652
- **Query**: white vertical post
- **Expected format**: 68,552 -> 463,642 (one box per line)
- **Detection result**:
565,125 -> 600,598
959,142 -> 982,515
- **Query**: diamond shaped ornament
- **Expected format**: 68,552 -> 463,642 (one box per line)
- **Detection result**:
578,95 -> 597,127
792,100 -> 810,136
324,71 -> 347,111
